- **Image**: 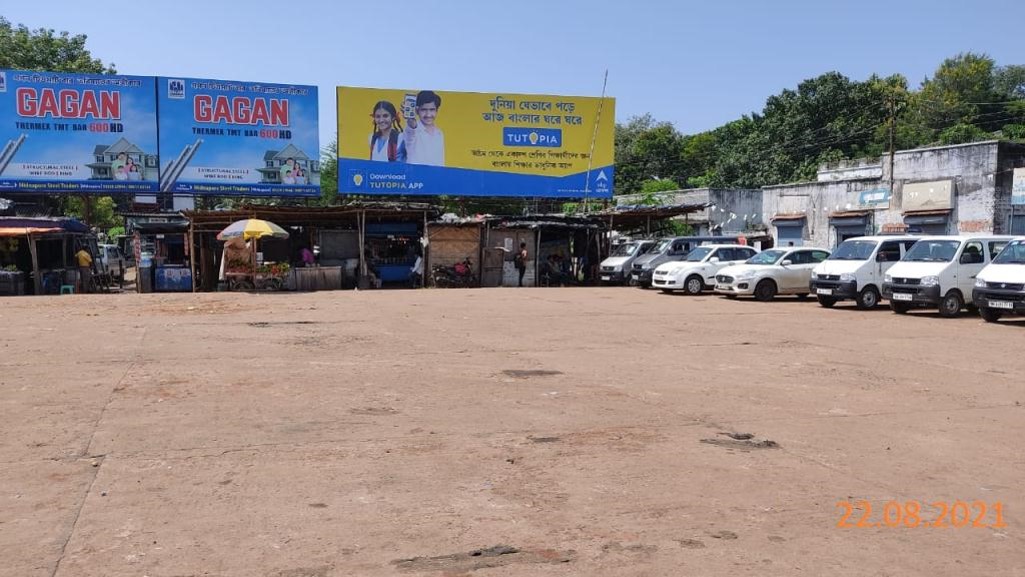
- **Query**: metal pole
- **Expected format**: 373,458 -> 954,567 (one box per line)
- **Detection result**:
28,233 -> 41,295
888,94 -> 896,198
583,70 -> 609,216
586,70 -> 606,217
189,222 -> 197,292
535,228 -> 541,287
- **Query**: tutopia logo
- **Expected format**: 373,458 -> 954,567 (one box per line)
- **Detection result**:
167,78 -> 185,99
503,127 -> 562,148
350,171 -> 364,187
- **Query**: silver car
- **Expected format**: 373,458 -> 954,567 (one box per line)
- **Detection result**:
599,240 -> 655,285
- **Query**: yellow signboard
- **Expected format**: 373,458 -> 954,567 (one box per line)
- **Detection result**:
336,87 -> 614,197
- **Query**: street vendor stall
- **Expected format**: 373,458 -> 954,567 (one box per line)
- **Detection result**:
184,203 -> 438,292
0,217 -> 94,295
217,219 -> 291,291
133,221 -> 193,292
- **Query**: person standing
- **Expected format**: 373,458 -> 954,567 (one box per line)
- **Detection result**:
515,242 -> 528,287
75,246 -> 93,293
300,246 -> 315,267
405,91 -> 445,166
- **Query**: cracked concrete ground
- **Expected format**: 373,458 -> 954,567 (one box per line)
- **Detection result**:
1,288 -> 1023,576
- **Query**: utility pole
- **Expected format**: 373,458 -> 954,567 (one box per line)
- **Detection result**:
83,195 -> 93,227
888,92 -> 896,197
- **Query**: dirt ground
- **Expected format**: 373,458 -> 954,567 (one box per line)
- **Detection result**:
2,287 -> 1023,577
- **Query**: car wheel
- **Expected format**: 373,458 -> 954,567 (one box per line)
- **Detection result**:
939,291 -> 963,318
979,307 -> 1003,323
890,301 -> 911,314
817,296 -> 838,308
855,286 -> 880,310
754,279 -> 777,302
684,275 -> 704,295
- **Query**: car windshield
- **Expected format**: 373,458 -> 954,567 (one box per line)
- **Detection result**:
993,240 -> 1025,264
685,247 -> 713,262
747,249 -> 786,265
904,240 -> 959,262
829,240 -> 877,261
612,243 -> 638,257
650,239 -> 672,254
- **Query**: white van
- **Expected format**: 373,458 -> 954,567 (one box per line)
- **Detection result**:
810,236 -> 919,309
882,235 -> 1015,317
972,237 -> 1025,323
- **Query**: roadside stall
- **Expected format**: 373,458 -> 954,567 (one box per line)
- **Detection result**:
133,221 -> 193,293
482,215 -> 605,287
216,219 -> 291,291
0,217 -> 94,295
184,203 -> 438,292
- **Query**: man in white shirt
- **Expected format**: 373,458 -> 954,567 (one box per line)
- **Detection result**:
405,90 -> 445,166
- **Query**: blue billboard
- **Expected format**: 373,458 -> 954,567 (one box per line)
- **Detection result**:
0,69 -> 159,193
157,77 -> 320,197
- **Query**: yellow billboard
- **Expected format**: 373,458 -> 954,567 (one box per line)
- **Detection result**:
336,87 -> 614,198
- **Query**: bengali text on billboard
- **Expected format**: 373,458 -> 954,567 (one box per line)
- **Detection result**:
0,69 -> 159,193
157,77 -> 320,197
337,87 -> 614,198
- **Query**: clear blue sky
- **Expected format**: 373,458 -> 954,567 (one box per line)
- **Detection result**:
5,0 -> 1023,150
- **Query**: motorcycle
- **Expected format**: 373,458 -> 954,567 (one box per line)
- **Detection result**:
432,257 -> 477,288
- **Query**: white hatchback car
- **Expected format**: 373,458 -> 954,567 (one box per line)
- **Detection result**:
651,244 -> 758,294
715,247 -> 831,301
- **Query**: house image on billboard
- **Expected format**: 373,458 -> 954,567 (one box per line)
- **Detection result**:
87,137 -> 159,181
257,143 -> 321,185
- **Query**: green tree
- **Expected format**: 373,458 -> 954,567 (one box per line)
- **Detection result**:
680,132 -> 717,187
613,114 -> 684,195
993,65 -> 1025,100
0,16 -> 114,72
917,52 -> 999,132
64,196 -> 120,232
938,123 -> 991,145
318,140 -> 338,206
637,178 -> 681,207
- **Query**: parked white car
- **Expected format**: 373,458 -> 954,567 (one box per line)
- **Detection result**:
715,247 -> 831,301
810,235 -> 920,309
971,237 -> 1025,323
882,235 -> 1015,317
652,244 -> 759,294
97,243 -> 126,284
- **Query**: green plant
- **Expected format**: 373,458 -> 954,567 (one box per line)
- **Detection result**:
226,257 -> 253,273
3,264 -> 20,272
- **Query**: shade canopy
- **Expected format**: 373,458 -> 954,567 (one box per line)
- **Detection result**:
216,219 -> 290,241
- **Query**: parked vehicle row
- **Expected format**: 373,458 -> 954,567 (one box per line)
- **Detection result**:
810,235 -> 919,309
882,235 -> 1014,317
619,233 -> 1025,325
653,244 -> 757,294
